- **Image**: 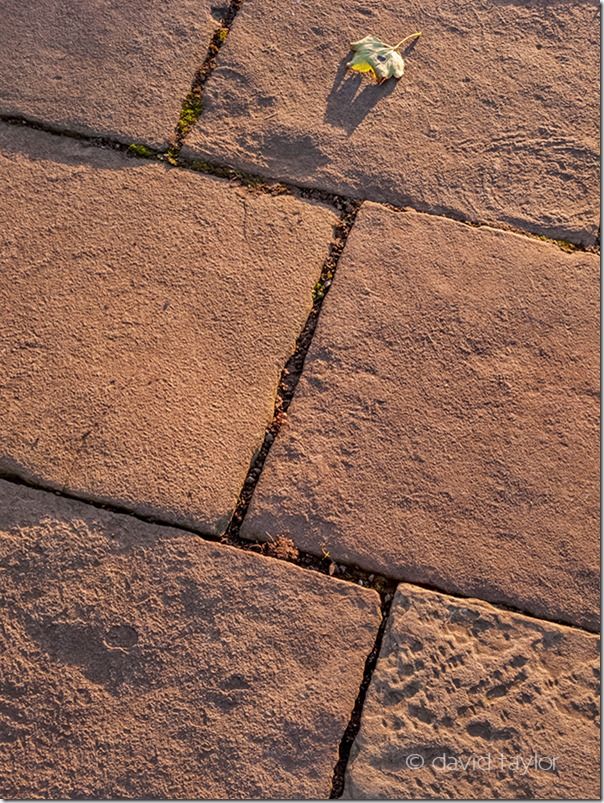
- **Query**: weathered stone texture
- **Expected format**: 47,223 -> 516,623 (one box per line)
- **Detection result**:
345,584 -> 600,800
0,480 -> 380,799
185,0 -> 599,244
243,204 -> 599,630
0,0 -> 223,146
0,123 -> 337,535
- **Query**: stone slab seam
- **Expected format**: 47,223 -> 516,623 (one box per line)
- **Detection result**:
167,0 -> 244,157
0,474 -> 596,640
0,464 -> 397,601
0,114 -> 161,158
1,125 -> 598,630
329,590 -> 395,798
0,115 -> 596,256
225,199 -> 362,542
0,115 -> 352,212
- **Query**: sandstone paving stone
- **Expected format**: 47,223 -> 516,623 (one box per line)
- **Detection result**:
0,0 -> 223,147
344,584 -> 600,800
0,123 -> 337,535
0,479 -> 381,799
241,203 -> 599,631
184,0 -> 600,246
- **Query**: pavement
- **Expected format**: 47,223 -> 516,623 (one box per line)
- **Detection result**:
0,0 -> 599,799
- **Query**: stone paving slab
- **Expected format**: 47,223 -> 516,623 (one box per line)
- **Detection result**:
184,0 -> 600,246
0,123 -> 337,535
242,204 -> 599,630
0,0 -> 222,147
0,479 -> 380,799
344,584 -> 600,800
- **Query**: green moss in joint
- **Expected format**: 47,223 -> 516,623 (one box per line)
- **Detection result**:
164,149 -> 179,166
127,143 -> 154,158
177,92 -> 203,138
313,281 -> 326,302
190,159 -> 214,173
534,233 -> 578,253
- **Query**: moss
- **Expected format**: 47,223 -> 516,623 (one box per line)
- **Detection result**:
176,91 -> 203,138
168,22 -> 233,154
242,174 -> 267,190
534,233 -> 578,253
190,158 -> 216,173
312,281 -> 326,302
188,159 -> 268,190
312,269 -> 335,302
552,239 -> 577,253
126,143 -> 154,158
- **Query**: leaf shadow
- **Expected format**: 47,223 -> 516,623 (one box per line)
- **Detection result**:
323,55 -> 397,134
323,36 -> 421,136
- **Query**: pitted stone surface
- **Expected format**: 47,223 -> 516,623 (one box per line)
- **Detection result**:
0,480 -> 380,799
344,585 -> 600,800
184,0 -> 599,245
0,123 -> 337,534
0,0 -> 222,146
242,204 -> 599,630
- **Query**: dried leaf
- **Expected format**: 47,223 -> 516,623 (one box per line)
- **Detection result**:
347,32 -> 421,83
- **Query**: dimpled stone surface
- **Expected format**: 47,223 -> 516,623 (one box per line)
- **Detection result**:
0,0 -> 221,147
0,123 -> 337,534
242,204 -> 599,630
0,480 -> 380,799
344,585 -> 600,800
184,0 -> 599,245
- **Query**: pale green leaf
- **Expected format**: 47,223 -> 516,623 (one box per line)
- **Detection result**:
347,33 -> 420,82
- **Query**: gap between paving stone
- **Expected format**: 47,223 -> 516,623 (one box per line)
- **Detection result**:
0,115 -> 353,212
0,469 -> 596,642
167,0 -> 244,157
0,114 -> 595,257
0,114 -> 150,155
329,589 -> 395,798
1,117 -> 597,632
0,121 -> 596,630
3,10 -> 598,792
225,199 -> 363,539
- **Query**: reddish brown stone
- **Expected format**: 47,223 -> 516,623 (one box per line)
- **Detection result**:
345,585 -> 600,800
0,123 -> 337,534
0,479 -> 380,799
184,0 -> 599,245
0,0 -> 221,146
242,204 -> 599,630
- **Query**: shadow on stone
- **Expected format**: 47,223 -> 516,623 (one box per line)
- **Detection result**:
324,56 -> 397,133
323,39 -> 420,135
